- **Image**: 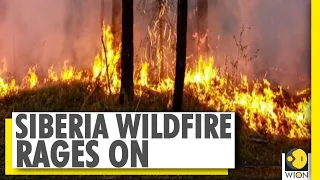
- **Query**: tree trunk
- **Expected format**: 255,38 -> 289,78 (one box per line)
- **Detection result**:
100,0 -> 105,65
173,0 -> 188,111
187,2 -> 197,67
197,0 -> 209,59
158,0 -> 165,81
63,0 -> 84,65
119,0 -> 134,104
100,0 -> 104,33
112,0 -> 122,50
112,0 -> 122,74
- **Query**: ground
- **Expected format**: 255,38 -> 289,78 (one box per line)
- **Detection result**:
0,81 -> 311,179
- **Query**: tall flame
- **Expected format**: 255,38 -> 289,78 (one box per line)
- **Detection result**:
0,25 -> 311,139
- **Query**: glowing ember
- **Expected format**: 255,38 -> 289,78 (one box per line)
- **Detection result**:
0,25 -> 311,139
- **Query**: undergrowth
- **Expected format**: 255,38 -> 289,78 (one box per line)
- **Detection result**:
0,81 -> 310,179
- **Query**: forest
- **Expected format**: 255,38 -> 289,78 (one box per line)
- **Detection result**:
0,0 -> 311,179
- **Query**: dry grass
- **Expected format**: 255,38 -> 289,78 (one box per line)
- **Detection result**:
0,80 -> 310,179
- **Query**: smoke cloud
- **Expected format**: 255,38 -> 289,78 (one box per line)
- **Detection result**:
203,0 -> 311,90
0,0 -> 310,90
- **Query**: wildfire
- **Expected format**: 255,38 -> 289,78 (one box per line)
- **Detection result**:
138,62 -> 149,87
0,25 -> 311,139
48,66 -> 59,82
23,66 -> 38,89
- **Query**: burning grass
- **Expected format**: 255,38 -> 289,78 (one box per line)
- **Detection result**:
0,80 -> 310,179
0,24 -> 311,140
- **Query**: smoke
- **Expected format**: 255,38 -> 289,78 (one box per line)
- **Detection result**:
0,0 -> 311,90
203,0 -> 311,90
0,0 -> 102,79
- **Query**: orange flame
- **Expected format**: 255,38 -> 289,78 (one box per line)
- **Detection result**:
0,24 -> 311,139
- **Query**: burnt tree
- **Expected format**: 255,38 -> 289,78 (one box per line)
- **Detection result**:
158,0 -> 165,81
63,0 -> 84,65
119,0 -> 134,104
137,0 -> 176,80
112,0 -> 122,50
197,0 -> 209,58
100,0 -> 104,32
173,0 -> 188,111
112,0 -> 122,74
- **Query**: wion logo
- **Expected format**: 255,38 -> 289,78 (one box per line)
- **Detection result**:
282,148 -> 311,180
